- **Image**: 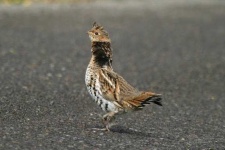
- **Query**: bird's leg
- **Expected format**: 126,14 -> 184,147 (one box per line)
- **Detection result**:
91,111 -> 117,131
90,112 -> 115,131
102,111 -> 116,131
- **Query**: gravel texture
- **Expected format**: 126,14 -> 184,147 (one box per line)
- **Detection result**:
0,1 -> 225,149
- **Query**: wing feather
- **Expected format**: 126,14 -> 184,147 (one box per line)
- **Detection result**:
98,68 -> 140,103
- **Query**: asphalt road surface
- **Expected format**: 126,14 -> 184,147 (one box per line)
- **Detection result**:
0,1 -> 225,149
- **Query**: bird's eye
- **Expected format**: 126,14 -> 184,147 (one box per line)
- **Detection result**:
94,32 -> 99,35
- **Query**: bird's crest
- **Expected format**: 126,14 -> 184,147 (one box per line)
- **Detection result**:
93,22 -> 104,30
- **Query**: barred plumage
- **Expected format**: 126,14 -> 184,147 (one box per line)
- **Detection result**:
85,22 -> 162,131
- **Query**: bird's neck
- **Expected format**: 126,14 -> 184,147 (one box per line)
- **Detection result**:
90,42 -> 113,68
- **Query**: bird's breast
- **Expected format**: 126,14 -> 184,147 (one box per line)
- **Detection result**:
85,67 -> 118,112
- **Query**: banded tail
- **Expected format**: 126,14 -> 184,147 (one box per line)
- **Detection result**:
125,92 -> 162,110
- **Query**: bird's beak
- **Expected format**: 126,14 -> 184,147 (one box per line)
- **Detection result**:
87,31 -> 91,34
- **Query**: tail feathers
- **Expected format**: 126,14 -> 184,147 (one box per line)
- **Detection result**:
143,95 -> 162,107
125,92 -> 162,109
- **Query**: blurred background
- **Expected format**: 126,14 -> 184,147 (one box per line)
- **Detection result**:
0,0 -> 94,5
0,0 -> 225,149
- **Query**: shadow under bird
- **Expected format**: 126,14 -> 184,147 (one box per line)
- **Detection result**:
85,22 -> 162,131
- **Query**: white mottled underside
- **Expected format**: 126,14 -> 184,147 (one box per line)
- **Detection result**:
85,67 -> 118,112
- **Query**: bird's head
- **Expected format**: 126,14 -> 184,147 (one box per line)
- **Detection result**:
88,22 -> 111,43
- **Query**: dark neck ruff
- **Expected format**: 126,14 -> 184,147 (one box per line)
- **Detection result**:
91,42 -> 112,67
91,42 -> 111,50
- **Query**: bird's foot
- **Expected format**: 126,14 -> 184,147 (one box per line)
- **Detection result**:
91,127 -> 109,131
90,123 -> 113,132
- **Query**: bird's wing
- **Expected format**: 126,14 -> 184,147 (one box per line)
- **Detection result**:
97,68 -> 140,107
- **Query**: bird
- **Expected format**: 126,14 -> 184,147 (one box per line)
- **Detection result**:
85,22 -> 162,131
